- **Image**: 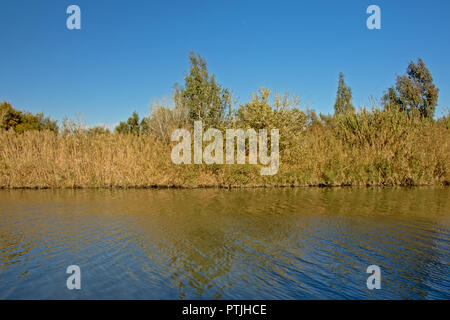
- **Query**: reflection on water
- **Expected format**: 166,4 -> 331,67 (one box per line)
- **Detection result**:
0,187 -> 449,299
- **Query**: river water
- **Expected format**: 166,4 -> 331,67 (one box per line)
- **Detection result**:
0,187 -> 449,299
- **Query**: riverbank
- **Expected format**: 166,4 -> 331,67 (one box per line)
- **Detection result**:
1,112 -> 448,189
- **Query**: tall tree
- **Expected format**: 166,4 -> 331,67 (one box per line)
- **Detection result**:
383,58 -> 439,118
174,52 -> 232,127
334,73 -> 355,115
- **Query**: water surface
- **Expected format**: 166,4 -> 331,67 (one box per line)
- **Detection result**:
0,187 -> 449,299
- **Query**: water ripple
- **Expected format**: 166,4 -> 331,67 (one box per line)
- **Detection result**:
0,187 -> 449,299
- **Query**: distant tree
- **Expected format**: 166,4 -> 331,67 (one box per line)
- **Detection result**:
140,116 -> 151,135
127,111 -> 141,134
174,52 -> 232,127
0,102 -> 21,130
0,101 -> 58,133
383,58 -> 439,118
319,113 -> 335,127
115,111 -> 141,134
437,108 -> 449,129
334,73 -> 355,115
88,126 -> 110,135
237,88 -> 306,151
114,122 -> 128,134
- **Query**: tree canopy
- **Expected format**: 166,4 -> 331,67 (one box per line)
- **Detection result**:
334,73 -> 355,115
383,58 -> 439,118
174,52 -> 232,128
115,111 -> 142,134
0,101 -> 58,133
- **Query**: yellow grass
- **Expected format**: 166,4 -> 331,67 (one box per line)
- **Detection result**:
1,111 -> 448,189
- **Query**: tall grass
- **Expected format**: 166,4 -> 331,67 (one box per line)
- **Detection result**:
0,108 -> 448,188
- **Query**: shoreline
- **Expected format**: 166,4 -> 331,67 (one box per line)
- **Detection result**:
1,182 -> 448,190
1,107 -> 448,190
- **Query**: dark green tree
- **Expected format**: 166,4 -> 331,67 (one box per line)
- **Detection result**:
334,73 -> 355,115
383,58 -> 439,118
0,101 -> 58,133
174,52 -> 232,127
115,111 -> 141,134
88,126 -> 110,135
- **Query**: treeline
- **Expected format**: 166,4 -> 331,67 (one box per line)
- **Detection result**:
0,53 -> 448,188
1,53 -> 447,138
0,102 -> 58,133
109,53 -> 448,161
115,53 -> 447,143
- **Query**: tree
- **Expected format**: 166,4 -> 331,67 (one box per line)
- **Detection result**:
0,101 -> 58,133
115,111 -> 141,134
237,88 -> 273,130
0,102 -> 21,130
88,126 -> 110,135
174,52 -> 232,128
334,73 -> 355,115
237,88 -> 306,151
383,58 -> 439,118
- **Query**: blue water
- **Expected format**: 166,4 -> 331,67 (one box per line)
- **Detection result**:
0,187 -> 449,299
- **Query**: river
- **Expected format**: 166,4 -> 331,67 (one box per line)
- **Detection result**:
0,187 -> 448,299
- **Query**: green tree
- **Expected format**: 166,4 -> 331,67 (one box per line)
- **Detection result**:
115,111 -> 141,134
237,88 -> 306,151
383,58 -> 439,118
174,52 -> 232,128
0,101 -> 58,133
334,73 -> 355,115
0,102 -> 21,130
237,88 -> 273,130
88,126 -> 110,135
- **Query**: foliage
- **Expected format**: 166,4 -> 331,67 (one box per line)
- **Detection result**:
115,111 -> 142,134
1,54 -> 448,188
88,126 -> 111,135
334,73 -> 355,115
382,58 -> 439,118
1,107 -> 447,188
236,88 -> 306,150
174,52 -> 232,128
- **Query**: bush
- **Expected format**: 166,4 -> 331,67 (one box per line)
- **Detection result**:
0,101 -> 58,133
236,88 -> 306,151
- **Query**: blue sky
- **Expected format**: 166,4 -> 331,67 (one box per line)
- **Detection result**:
1,0 -> 449,127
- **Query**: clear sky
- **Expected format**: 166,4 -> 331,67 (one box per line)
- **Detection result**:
1,0 -> 449,127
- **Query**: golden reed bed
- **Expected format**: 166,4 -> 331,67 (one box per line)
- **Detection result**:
1,112 -> 448,189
